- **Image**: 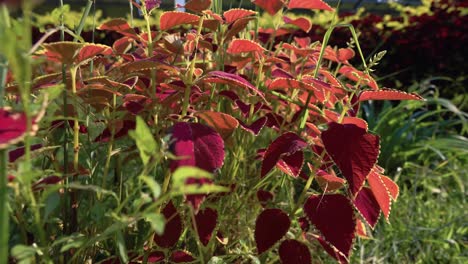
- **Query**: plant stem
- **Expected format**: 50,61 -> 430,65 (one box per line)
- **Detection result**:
182,15 -> 205,117
0,47 -> 9,264
73,0 -> 94,41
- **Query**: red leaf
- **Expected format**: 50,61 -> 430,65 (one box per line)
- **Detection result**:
367,170 -> 392,221
283,16 -> 312,32
223,8 -> 257,24
353,187 -> 381,229
321,122 -> 380,196
42,42 -> 83,65
253,0 -> 285,16
194,207 -> 218,246
160,11 -> 200,31
339,66 -> 378,90
337,48 -> 355,62
380,175 -> 399,201
261,132 -> 307,178
315,236 -> 349,264
279,239 -> 311,264
276,150 -> 304,178
314,168 -> 345,192
195,111 -> 239,140
154,201 -> 183,248
358,89 -> 423,101
0,108 -> 38,149
185,177 -> 213,211
170,250 -> 195,262
184,0 -> 212,12
238,116 -> 267,136
170,122 -> 225,172
203,71 -> 265,101
356,219 -> 370,239
304,194 -> 355,257
98,18 -> 139,39
75,44 -> 112,64
268,78 -> 315,91
288,0 -> 334,11
255,208 -> 290,254
8,144 -> 42,162
257,189 -> 274,207
227,39 -> 265,54
224,16 -> 256,41
133,251 -> 165,263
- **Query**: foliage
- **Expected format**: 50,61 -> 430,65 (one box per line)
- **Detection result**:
258,0 -> 467,99
0,0 -> 447,263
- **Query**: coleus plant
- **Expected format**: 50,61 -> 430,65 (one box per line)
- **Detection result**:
1,0 -> 423,263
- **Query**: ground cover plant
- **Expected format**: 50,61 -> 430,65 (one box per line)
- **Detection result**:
0,0 -> 434,263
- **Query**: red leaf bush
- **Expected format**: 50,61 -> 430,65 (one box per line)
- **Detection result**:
2,1 -> 425,263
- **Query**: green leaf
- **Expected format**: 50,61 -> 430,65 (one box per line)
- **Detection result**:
145,213 -> 165,235
129,116 -> 157,165
43,192 -> 60,221
208,256 -> 227,264
116,231 -> 129,263
139,174 -> 161,199
11,245 -> 39,263
172,166 -> 213,189
172,184 -> 230,196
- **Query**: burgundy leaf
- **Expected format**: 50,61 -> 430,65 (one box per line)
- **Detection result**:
276,150 -> 304,178
185,177 -> 213,211
237,116 -> 267,136
321,122 -> 380,196
353,187 -> 381,229
315,236 -> 349,264
279,239 -> 311,264
261,132 -> 307,177
194,207 -> 218,246
154,201 -> 183,248
257,189 -> 274,207
170,250 -> 195,262
170,122 -> 225,172
8,144 -> 42,162
255,208 -> 290,254
304,194 -> 355,257
133,251 -> 165,263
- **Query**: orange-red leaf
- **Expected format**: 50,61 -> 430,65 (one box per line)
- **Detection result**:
98,18 -> 139,39
283,16 -> 312,32
160,11 -> 200,31
184,0 -> 212,12
253,0 -> 285,16
223,8 -> 256,24
227,39 -> 266,54
288,0 -> 334,11
367,170 -> 392,221
358,89 -> 423,101
195,111 -> 239,139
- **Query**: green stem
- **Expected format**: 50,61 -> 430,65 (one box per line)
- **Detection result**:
73,0 -> 94,41
299,23 -> 369,130
182,15 -> 205,117
0,50 -> 9,264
